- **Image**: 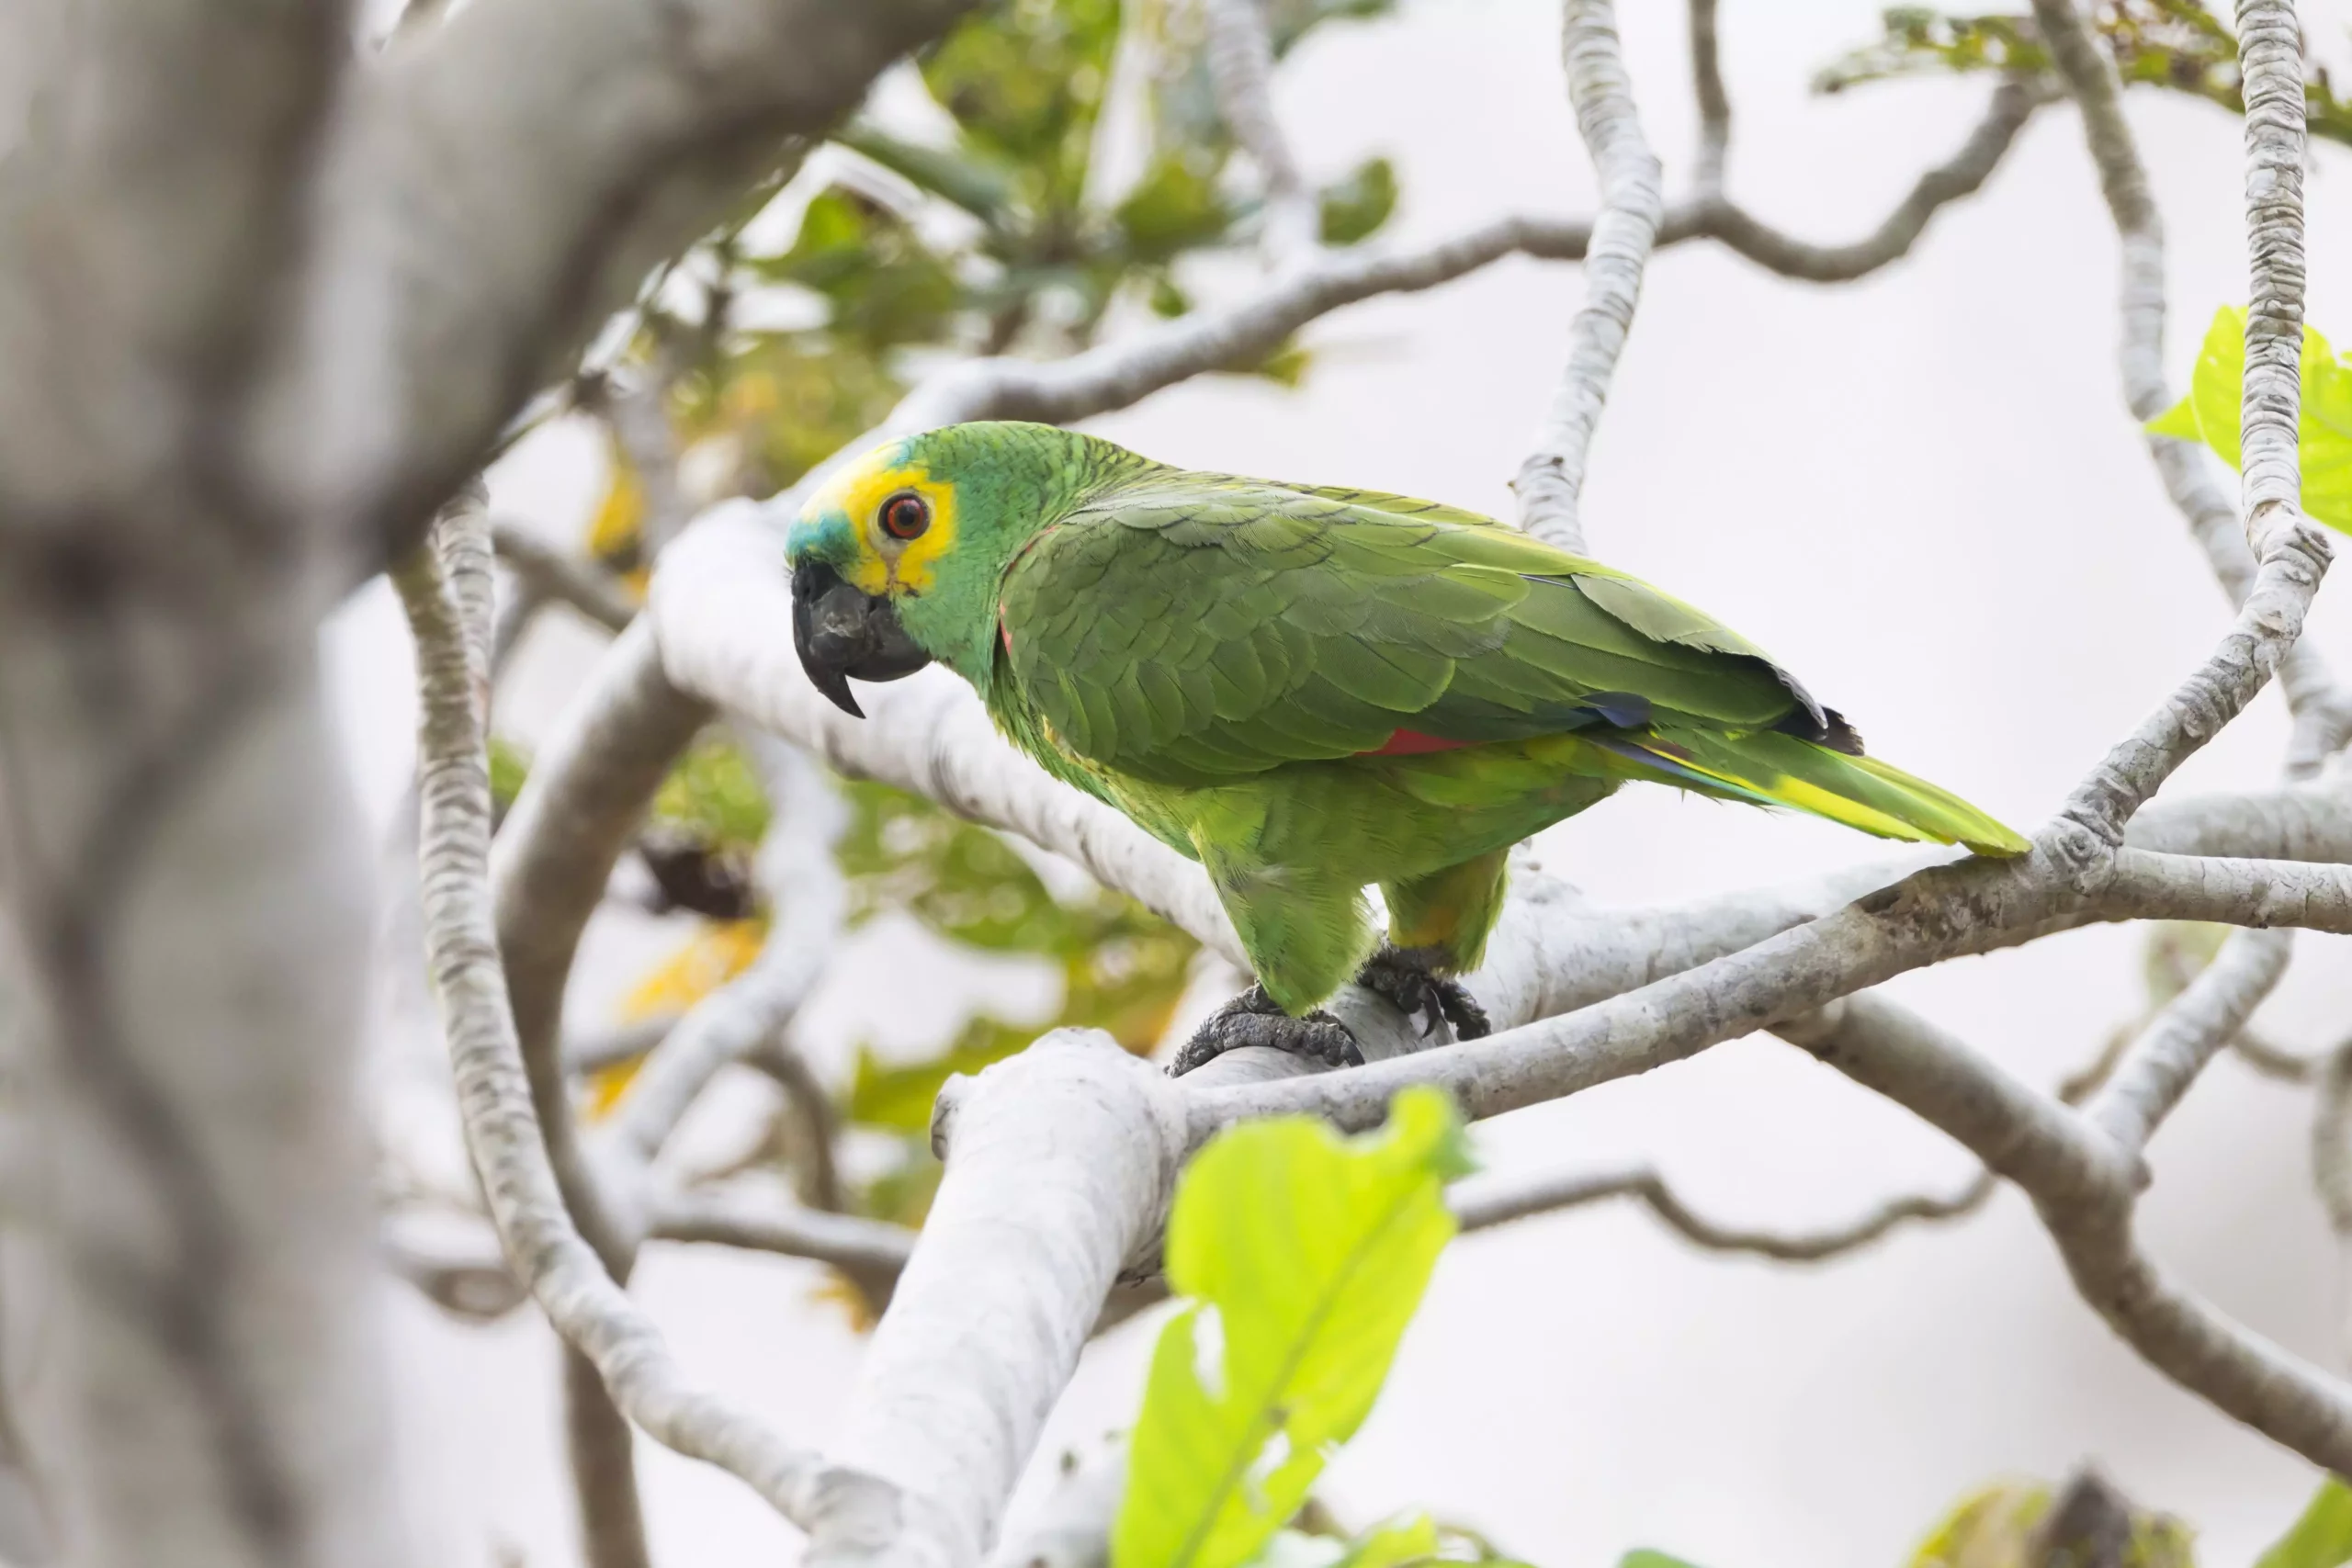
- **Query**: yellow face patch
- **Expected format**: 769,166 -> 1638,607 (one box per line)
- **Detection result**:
802,443 -> 959,596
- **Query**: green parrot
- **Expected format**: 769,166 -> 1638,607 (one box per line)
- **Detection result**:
786,421 -> 2026,1072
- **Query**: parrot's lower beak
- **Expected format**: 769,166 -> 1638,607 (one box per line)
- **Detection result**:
790,560 -> 933,718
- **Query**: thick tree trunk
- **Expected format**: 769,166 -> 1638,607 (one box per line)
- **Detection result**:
0,607 -> 408,1568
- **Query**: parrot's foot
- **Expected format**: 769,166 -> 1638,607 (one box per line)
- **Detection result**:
1170,986 -> 1363,1077
1355,946 -> 1491,1042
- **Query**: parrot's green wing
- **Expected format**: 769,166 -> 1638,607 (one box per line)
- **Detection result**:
997,479 -> 1823,774
994,477 -> 2025,856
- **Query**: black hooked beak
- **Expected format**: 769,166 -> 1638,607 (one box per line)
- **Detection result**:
791,560 -> 933,718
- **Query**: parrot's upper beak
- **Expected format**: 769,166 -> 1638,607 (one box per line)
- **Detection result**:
790,559 -> 933,718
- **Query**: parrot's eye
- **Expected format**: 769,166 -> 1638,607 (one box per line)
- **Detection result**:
879,491 -> 931,542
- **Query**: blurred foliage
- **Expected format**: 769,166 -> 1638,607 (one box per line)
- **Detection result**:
2148,307 -> 2352,536
838,774 -> 1199,1137
588,0 -> 1401,554
2141,920 -> 2230,1006
1905,1475 -> 2193,1568
2255,1479 -> 2352,1568
1817,2 -> 2352,147
1239,1516 -> 1532,1568
487,734 -> 532,826
611,735 -> 1200,1245
650,734 -> 775,852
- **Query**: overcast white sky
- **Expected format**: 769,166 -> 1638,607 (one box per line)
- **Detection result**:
323,3 -> 2352,1564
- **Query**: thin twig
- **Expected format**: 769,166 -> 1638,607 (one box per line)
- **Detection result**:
394,491 -> 898,1540
1687,0 -> 1730,193
1452,1165 -> 1997,1262
2087,929 -> 2294,1150
606,734 -> 847,1159
491,520 -> 636,636
1201,0 -> 1317,261
1511,0 -> 1662,554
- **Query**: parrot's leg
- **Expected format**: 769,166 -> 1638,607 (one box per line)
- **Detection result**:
1169,988 -> 1360,1076
1372,849 -> 1510,1042
1354,946 -> 1491,1042
1172,847 -> 1378,1077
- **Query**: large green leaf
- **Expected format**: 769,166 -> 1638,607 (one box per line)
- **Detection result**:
2256,1479 -> 2352,1568
1113,1088 -> 1471,1568
2147,305 -> 2352,534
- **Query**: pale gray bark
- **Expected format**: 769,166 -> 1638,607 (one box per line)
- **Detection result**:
2088,929 -> 2293,1151
811,1034 -> 1187,1568
1201,0 -> 1317,262
0,2 -> 413,1560
1453,1164 -> 1996,1263
490,521 -> 635,637
1511,0 -> 1661,554
251,0 -> 974,547
398,498 -> 899,1544
605,734 -> 845,1160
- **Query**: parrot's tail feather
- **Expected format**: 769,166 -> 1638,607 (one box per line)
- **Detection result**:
1593,729 -> 2030,857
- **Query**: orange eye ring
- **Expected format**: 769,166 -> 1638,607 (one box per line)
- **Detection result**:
879,491 -> 931,541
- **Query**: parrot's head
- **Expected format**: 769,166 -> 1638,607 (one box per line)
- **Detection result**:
786,422 -> 1139,715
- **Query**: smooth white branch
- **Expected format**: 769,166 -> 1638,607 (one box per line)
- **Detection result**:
1511,0 -> 1663,554
1201,0 -> 1317,261
396,494 -> 896,1541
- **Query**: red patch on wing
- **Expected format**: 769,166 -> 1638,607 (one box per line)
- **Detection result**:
1367,728 -> 1476,756
999,608 -> 1012,653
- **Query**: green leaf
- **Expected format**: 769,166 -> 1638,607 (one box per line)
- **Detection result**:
1317,156 -> 1396,247
922,0 -> 1121,210
1245,1532 -> 1349,1568
650,735 -> 772,852
750,186 -> 963,352
2145,305 -> 2352,535
1332,1515 -> 1441,1568
1904,1480 -> 2052,1568
1617,1554 -> 1706,1568
1112,1088 -> 1471,1568
488,733 -> 532,816
2256,1479 -> 2352,1568
1117,154 -> 1238,265
835,120 -> 1017,223
846,1015 -> 1036,1133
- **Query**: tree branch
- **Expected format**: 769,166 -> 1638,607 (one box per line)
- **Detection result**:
491,520 -> 636,637
646,1186 -> 916,1279
1686,0 -> 1730,194
257,0 -> 975,549
396,489 -> 897,1542
1786,994 -> 2352,1473
2027,0 -> 2349,778
1452,1163 -> 1996,1263
1698,78 -> 2050,284
1201,0 -> 1317,261
2086,929 -> 2293,1151
605,733 -> 846,1159
811,1032 -> 1187,1568
1511,0 -> 1662,554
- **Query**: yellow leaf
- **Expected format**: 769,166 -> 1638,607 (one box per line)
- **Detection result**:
587,444 -> 651,595
619,919 -> 767,1021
